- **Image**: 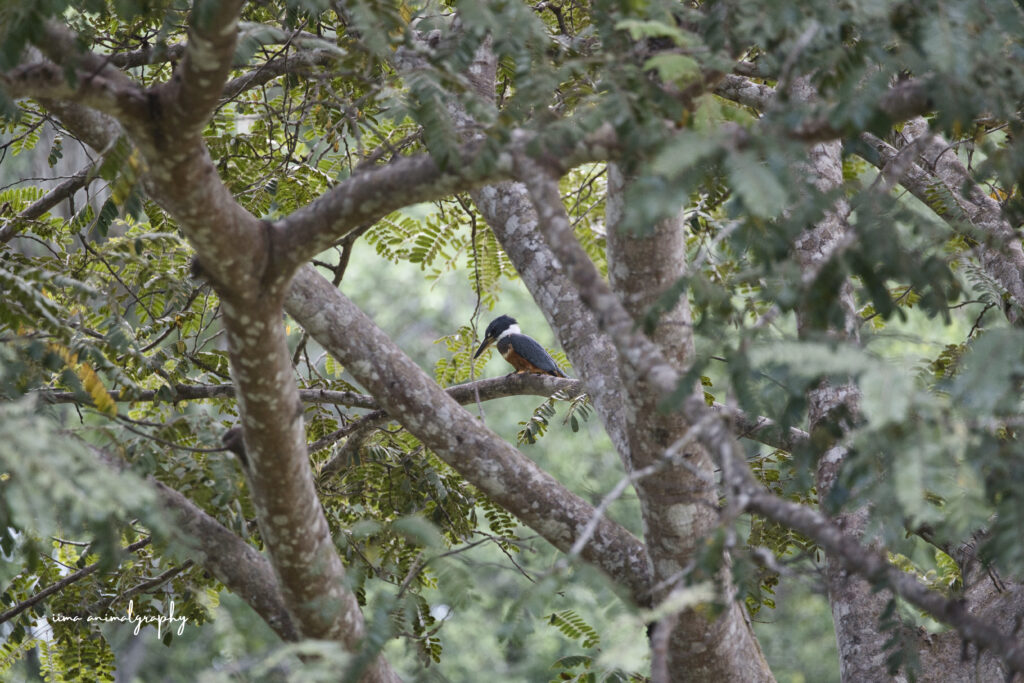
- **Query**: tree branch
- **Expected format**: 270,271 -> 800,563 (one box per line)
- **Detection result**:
0,161 -> 98,244
732,468 -> 1024,675
81,445 -> 300,641
862,124 -> 1024,324
272,122 -> 619,281
106,43 -> 188,68
160,0 -> 245,136
37,384 -> 380,409
285,265 -> 654,606
715,73 -> 1024,324
152,481 -> 300,641
221,48 -> 340,101
1,59 -> 147,123
715,74 -> 935,142
38,377 -> 806,462
0,537 -> 152,627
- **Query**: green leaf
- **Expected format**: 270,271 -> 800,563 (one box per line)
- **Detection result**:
615,19 -> 696,46
643,54 -> 701,88
93,198 -> 118,238
392,515 -> 445,549
725,152 -> 788,219
650,130 -> 722,177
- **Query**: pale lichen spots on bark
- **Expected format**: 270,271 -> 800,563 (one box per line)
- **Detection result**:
186,35 -> 221,71
477,185 -> 498,202
820,445 -> 845,466
535,517 -> 574,548
416,416 -> 444,439
655,557 -> 684,579
233,352 -> 258,368
218,17 -> 239,37
664,501 -> 700,538
350,359 -> 378,382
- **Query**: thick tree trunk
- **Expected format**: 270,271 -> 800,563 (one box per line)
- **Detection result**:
605,165 -> 773,682
794,106 -> 1021,683
794,114 -> 899,682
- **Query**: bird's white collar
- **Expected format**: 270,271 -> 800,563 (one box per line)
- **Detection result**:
498,324 -> 521,339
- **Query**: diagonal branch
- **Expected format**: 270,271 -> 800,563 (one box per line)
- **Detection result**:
285,265 -> 653,606
107,43 -> 188,68
715,74 -> 1024,324
153,482 -> 300,641
862,125 -> 1024,324
0,161 -> 99,244
84,446 -> 300,640
515,148 -> 1024,677
726,459 -> 1024,676
272,123 -> 619,281
1,59 -> 147,124
221,48 -> 341,101
0,537 -> 152,627
715,74 -> 935,142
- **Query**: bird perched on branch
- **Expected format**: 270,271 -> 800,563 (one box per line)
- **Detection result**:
474,315 -> 567,377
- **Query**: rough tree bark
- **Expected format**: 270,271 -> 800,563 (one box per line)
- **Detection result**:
605,164 -> 772,681
6,5 -> 1024,681
284,266 -> 653,604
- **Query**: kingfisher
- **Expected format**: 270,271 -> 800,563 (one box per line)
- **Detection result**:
474,315 -> 567,377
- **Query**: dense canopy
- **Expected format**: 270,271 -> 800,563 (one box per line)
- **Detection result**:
2,0 -> 1024,680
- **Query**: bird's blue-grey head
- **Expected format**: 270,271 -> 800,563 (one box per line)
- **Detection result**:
474,315 -> 518,358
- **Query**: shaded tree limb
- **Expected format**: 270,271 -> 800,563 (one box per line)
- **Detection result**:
272,122 -> 619,278
787,83 -> 896,680
0,162 -> 98,244
715,73 -> 1024,324
159,0 -> 246,137
83,444 -> 301,641
863,125 -> 1024,324
221,48 -> 341,101
106,43 -> 188,68
730,465 -> 1024,676
152,482 -> 300,642
715,74 -> 935,142
285,265 -> 654,606
91,560 -> 195,614
516,143 -> 1024,678
0,59 -> 147,124
0,537 -> 152,627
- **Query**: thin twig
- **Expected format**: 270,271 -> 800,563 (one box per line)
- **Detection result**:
0,537 -> 152,625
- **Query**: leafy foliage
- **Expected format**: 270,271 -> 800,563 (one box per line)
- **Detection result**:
2,0 -> 1024,678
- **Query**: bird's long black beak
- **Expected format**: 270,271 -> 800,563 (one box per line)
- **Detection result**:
473,336 -> 494,359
